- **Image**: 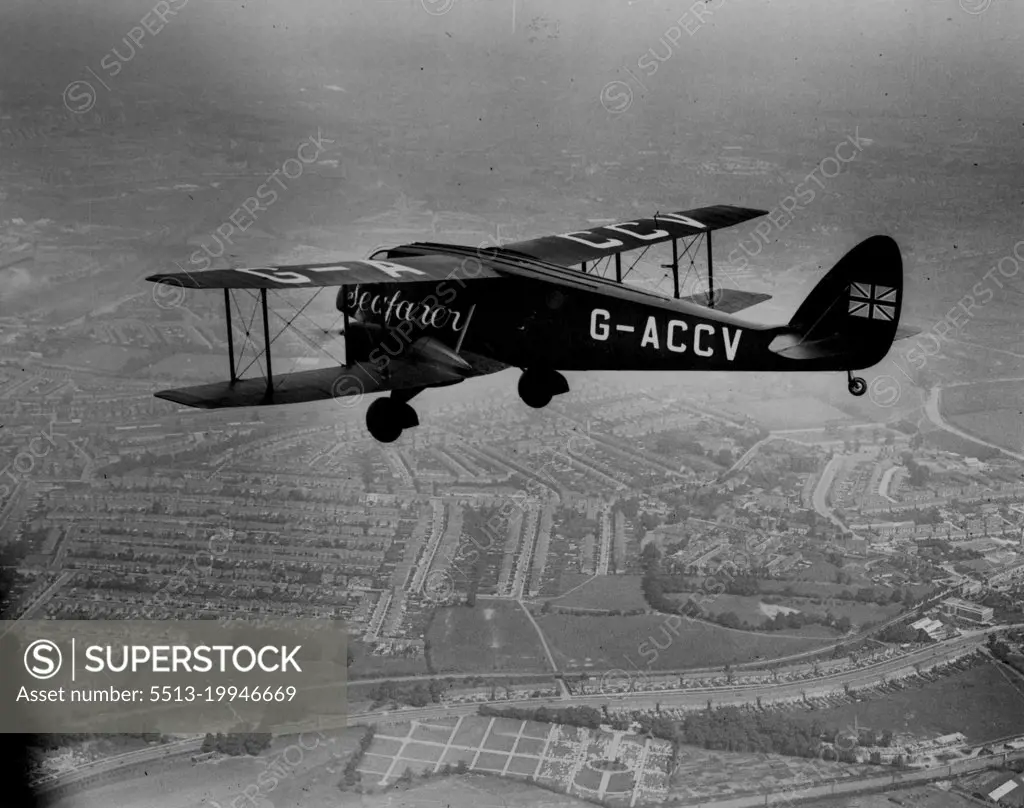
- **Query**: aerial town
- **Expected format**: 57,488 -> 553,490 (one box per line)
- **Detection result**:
3,2 -> 1024,806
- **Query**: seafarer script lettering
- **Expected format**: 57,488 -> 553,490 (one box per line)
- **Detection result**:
345,285 -> 465,332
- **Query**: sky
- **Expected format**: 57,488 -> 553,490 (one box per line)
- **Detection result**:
1,0 -> 1021,127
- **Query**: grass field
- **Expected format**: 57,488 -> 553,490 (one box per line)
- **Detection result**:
671,592 -> 903,629
791,661 -> 1024,744
545,574 -> 648,611
49,727 -> 364,808
669,744 -> 872,801
426,602 -> 552,673
535,613 -> 834,671
939,381 -> 1024,453
947,411 -> 1023,453
787,785 -> 976,808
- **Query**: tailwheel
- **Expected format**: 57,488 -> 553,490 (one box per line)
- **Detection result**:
366,397 -> 419,443
847,372 -> 867,397
518,368 -> 568,409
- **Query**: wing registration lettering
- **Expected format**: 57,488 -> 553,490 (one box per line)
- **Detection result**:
234,261 -> 427,286
556,231 -> 625,250
236,266 -> 313,284
603,221 -> 670,241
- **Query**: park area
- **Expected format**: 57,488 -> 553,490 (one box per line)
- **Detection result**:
426,602 -> 551,673
535,612 -> 833,671
543,574 -> 648,612
669,591 -> 904,630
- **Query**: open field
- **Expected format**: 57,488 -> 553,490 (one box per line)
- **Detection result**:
669,745 -> 873,802
940,381 -> 1024,453
788,661 -> 1024,744
536,613 -> 835,671
758,580 -> 935,601
48,728 -> 363,808
723,396 -> 852,429
805,784 -> 979,808
670,592 -> 903,629
426,602 -> 551,674
947,411 -> 1023,453
544,574 -> 648,611
360,715 -> 672,804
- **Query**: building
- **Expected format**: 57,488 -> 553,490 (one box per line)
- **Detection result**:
940,597 -> 994,624
910,616 -> 947,641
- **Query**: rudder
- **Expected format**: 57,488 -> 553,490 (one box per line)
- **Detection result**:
781,235 -> 903,370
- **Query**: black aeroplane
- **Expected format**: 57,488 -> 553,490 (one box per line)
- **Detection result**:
147,205 -> 911,442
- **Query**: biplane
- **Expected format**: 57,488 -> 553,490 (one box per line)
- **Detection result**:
147,205 -> 910,442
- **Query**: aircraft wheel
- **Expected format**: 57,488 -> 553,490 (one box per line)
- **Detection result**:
518,373 -> 553,409
366,398 -> 405,443
848,376 -> 867,397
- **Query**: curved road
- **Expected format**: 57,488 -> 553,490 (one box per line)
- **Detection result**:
811,454 -> 849,531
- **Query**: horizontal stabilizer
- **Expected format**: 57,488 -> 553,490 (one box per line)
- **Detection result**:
894,324 -> 920,341
767,333 -> 848,361
678,288 -> 772,315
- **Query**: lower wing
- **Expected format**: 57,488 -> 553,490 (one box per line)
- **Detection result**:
155,355 -> 477,409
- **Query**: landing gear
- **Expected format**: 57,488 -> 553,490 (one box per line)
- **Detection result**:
847,371 -> 867,397
366,396 -> 419,443
518,368 -> 569,409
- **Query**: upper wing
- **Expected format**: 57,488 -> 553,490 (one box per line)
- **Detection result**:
503,205 -> 769,267
146,254 -> 504,290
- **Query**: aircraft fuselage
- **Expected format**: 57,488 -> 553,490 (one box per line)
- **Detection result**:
338,278 -> 824,374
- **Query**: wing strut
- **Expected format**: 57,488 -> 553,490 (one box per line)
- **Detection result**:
615,253 -> 622,283
260,288 -> 273,398
224,289 -> 237,383
341,285 -> 350,367
664,238 -> 681,299
706,230 -> 714,309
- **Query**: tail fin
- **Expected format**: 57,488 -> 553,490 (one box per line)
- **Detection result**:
769,235 -> 903,369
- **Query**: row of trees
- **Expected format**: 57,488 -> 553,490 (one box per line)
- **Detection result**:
479,703 -> 610,730
876,622 -> 931,644
987,633 -> 1024,676
339,726 -> 375,788
538,602 -> 647,617
366,679 -> 447,708
199,731 -> 272,756
636,708 -> 850,760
